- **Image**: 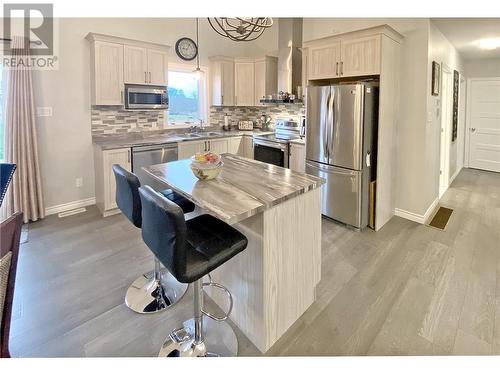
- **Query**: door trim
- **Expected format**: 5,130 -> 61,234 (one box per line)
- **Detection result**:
439,63 -> 452,199
465,77 -> 500,168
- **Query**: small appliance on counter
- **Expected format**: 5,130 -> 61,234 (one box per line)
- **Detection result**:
238,121 -> 254,130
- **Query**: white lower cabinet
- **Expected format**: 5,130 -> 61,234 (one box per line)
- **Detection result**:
289,142 -> 306,173
241,135 -> 254,159
208,138 -> 229,154
178,138 -> 229,159
94,147 -> 132,216
178,140 -> 205,160
228,137 -> 242,155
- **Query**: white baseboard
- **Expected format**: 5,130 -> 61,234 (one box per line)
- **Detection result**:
394,197 -> 439,225
45,197 -> 96,217
449,166 -> 462,186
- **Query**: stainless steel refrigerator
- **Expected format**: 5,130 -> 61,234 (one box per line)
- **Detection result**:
305,82 -> 378,229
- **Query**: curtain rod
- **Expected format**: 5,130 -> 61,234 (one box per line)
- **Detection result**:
0,37 -> 42,45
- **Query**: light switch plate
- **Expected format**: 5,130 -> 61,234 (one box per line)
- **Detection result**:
36,107 -> 53,117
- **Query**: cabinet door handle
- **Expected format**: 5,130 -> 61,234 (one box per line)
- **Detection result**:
221,94 -> 224,105
208,141 -> 211,151
149,72 -> 151,83
340,61 -> 344,76
144,72 -> 147,83
204,141 -> 207,152
127,149 -> 131,163
336,62 -> 339,76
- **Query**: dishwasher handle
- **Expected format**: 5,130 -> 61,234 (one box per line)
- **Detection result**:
132,143 -> 178,153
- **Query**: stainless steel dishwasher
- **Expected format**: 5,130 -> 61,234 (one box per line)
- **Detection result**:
132,143 -> 178,191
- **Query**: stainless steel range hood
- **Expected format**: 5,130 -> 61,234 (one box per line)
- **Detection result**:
260,18 -> 303,104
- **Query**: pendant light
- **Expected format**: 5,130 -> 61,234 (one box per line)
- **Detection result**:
207,18 -> 273,42
193,18 -> 203,80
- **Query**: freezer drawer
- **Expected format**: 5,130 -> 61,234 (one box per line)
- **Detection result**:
306,161 -> 362,228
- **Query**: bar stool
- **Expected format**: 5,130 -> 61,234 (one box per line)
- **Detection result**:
139,185 -> 248,357
112,165 -> 195,314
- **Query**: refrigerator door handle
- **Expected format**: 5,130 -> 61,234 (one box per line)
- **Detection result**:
366,151 -> 371,167
328,88 -> 335,160
322,92 -> 330,159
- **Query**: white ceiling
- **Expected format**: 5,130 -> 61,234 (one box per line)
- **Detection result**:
432,18 -> 500,60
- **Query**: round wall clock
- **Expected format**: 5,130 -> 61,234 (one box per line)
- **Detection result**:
175,37 -> 198,61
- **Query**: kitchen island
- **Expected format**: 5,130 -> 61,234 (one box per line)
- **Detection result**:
144,154 -> 324,353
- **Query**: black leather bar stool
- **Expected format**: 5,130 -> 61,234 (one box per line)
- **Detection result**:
112,165 -> 195,314
139,185 -> 248,357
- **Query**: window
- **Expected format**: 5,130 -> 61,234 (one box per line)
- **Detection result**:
0,64 -> 4,161
167,65 -> 207,126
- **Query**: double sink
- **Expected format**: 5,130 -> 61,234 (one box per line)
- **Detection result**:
181,131 -> 224,139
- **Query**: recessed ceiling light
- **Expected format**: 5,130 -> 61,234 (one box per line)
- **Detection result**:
478,38 -> 500,50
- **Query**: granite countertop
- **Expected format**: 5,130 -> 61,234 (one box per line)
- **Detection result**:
144,154 -> 325,225
93,129 -> 273,150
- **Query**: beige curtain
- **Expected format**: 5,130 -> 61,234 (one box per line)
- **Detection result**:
1,36 -> 44,223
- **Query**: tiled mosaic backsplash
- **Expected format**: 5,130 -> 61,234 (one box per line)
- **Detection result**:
91,107 -> 166,135
209,104 -> 305,129
90,104 -> 304,136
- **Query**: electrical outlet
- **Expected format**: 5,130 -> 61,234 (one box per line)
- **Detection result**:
36,107 -> 53,117
75,177 -> 83,188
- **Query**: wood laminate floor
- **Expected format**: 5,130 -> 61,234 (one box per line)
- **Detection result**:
9,168 -> 500,357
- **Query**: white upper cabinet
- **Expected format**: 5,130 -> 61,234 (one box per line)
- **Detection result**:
87,33 -> 170,105
340,35 -> 381,77
254,56 -> 278,105
91,41 -> 124,105
210,57 -> 235,106
308,41 -> 341,80
124,45 -> 148,84
235,59 -> 255,106
305,27 -> 394,80
147,49 -> 168,85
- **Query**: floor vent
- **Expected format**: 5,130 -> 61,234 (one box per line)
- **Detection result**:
428,206 -> 453,230
58,207 -> 87,218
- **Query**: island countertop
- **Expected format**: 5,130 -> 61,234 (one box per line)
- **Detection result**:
144,154 -> 325,224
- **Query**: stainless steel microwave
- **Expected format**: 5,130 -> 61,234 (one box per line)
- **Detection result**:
124,84 -> 168,110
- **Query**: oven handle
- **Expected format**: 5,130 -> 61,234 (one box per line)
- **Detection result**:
253,139 -> 288,151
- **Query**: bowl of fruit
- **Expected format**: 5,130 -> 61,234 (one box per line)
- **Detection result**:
190,152 -> 223,180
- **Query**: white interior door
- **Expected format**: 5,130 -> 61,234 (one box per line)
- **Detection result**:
439,66 -> 452,198
466,78 -> 500,173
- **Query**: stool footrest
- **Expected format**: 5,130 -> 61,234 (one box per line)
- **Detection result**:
201,274 -> 233,321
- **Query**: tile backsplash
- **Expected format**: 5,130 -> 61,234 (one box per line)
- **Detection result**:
91,107 -> 166,136
209,104 -> 305,129
90,104 -> 305,136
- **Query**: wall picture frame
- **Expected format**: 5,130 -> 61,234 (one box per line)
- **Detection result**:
452,70 -> 459,142
432,61 -> 441,96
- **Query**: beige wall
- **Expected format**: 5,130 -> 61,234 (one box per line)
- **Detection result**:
428,21 -> 465,198
32,18 -> 278,210
464,58 -> 500,78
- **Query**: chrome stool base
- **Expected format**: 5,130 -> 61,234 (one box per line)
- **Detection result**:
158,316 -> 238,357
125,265 -> 188,314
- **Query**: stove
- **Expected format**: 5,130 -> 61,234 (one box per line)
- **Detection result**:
253,119 -> 303,168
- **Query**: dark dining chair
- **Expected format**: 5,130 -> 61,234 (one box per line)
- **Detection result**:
1,211 -> 24,358
0,163 -> 16,208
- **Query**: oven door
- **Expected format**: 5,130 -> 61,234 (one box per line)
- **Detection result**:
253,139 -> 289,168
125,86 -> 168,110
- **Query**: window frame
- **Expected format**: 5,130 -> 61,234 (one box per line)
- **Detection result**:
167,62 -> 209,128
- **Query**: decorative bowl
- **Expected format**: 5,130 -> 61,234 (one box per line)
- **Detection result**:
190,161 -> 223,180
